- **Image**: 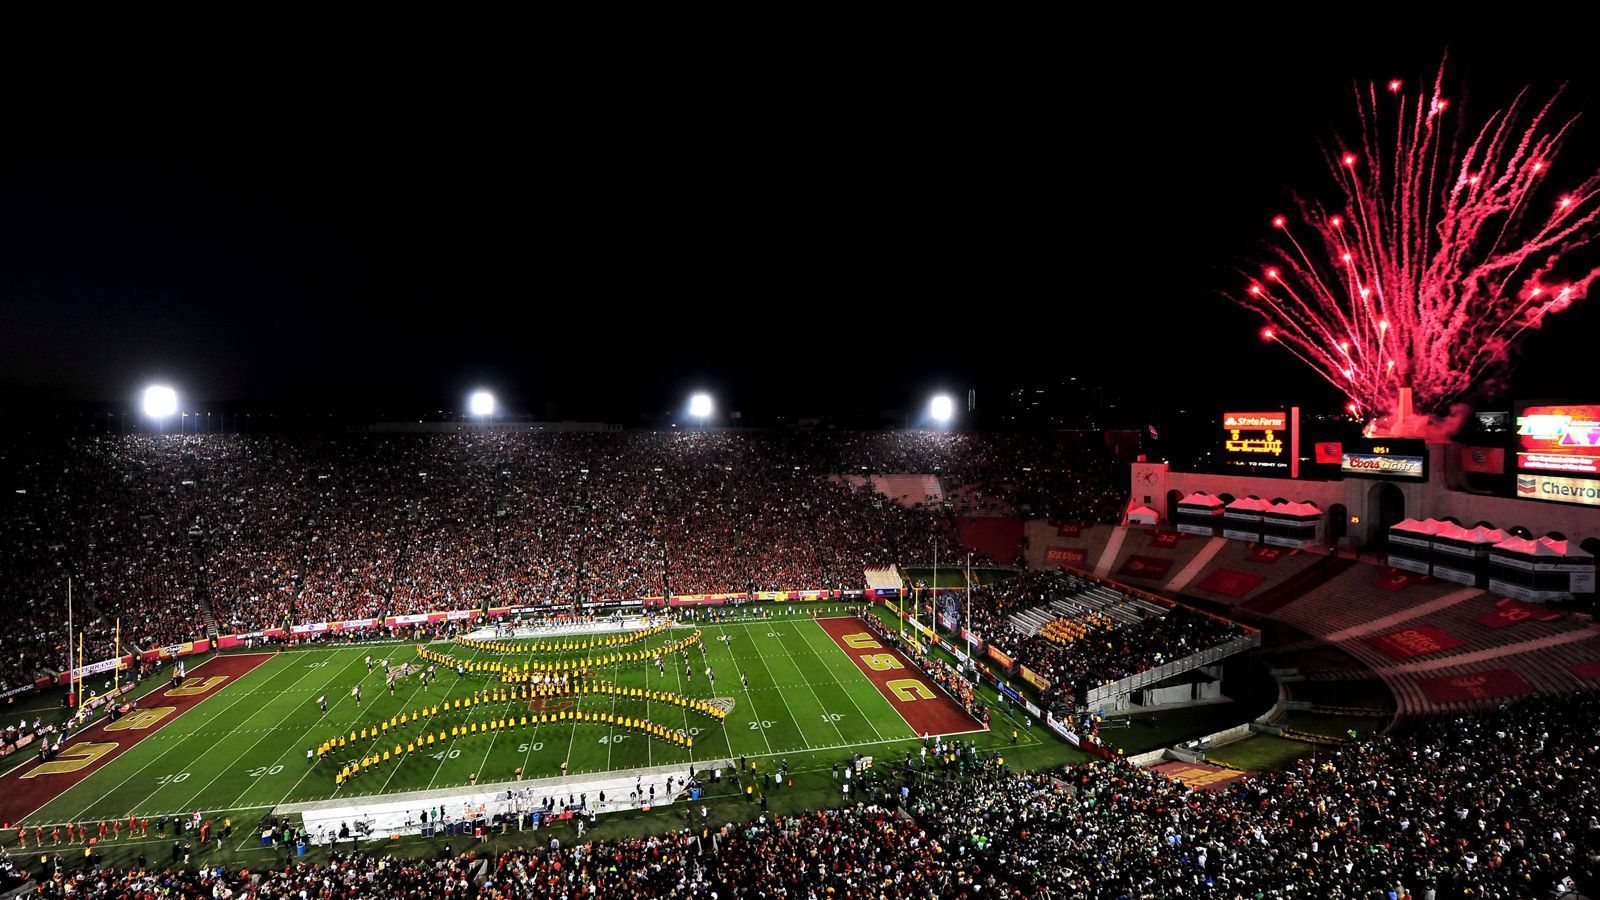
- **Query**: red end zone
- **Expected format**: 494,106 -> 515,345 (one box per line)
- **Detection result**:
815,617 -> 984,737
0,652 -> 272,827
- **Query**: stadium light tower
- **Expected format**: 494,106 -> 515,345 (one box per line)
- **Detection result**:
689,392 -> 713,428
469,390 -> 496,420
929,393 -> 954,425
142,385 -> 178,432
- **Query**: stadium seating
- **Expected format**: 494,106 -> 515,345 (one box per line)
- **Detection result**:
0,431 -> 1128,690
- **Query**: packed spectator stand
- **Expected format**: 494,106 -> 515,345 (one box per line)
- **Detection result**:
0,431 -> 1126,692
23,690 -> 1599,898
966,570 -> 1245,711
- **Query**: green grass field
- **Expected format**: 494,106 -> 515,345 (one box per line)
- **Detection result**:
1203,734 -> 1317,771
8,608 -> 1052,845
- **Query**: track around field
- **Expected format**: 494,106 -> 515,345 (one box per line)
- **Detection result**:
0,653 -> 272,827
815,617 -> 984,738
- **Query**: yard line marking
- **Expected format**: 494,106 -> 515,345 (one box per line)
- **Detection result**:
735,623 -> 812,752
516,679 -> 547,782
624,644 -> 643,769
469,679 -> 526,788
604,647 -> 618,773
701,626 -> 770,754
795,620 -> 889,743
135,647 -> 371,821
555,639 -> 598,786
281,650 -> 437,807
691,632 -> 737,763
50,650 -> 323,825
769,627 -> 849,745
322,642 -> 482,803
419,643 -> 493,792
0,652 -> 275,784
369,644 -> 485,799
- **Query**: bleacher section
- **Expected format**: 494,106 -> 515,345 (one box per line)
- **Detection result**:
1372,635 -> 1600,717
872,474 -> 944,508
1268,566 -> 1475,638
1231,556 -> 1600,722
1020,524 -> 1600,727
1027,524 -> 1330,607
944,483 -> 1013,516
1095,528 -> 1218,592
1005,573 -> 1168,639
955,515 -> 1025,565
1040,611 -> 1112,646
1181,539 -> 1328,607
1021,521 -> 1118,573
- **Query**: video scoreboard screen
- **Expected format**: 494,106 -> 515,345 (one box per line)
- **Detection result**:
1220,411 -> 1292,477
1516,403 -> 1600,476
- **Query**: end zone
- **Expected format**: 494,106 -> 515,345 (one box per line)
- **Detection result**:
814,617 -> 984,737
0,652 -> 273,826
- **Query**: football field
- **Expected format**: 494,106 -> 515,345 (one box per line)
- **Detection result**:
1,612 -> 1009,839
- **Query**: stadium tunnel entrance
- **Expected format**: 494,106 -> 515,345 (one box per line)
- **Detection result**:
1365,482 -> 1405,548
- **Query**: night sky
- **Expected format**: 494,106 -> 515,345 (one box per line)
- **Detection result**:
4,28 -> 1598,425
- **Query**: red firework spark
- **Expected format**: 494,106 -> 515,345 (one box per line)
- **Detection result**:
1237,62 -> 1600,418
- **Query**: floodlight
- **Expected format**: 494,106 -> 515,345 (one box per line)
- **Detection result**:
143,385 -> 178,419
469,390 -> 496,417
689,393 -> 713,418
930,394 -> 954,423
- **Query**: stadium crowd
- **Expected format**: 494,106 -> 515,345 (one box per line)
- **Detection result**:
24,692 -> 1599,897
0,432 -> 1125,689
816,430 -> 1127,520
969,571 -> 1244,709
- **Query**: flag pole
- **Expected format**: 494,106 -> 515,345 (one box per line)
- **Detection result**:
965,552 -> 973,662
66,577 -> 74,707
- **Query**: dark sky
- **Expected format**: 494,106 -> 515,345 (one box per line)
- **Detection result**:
4,26 -> 1598,424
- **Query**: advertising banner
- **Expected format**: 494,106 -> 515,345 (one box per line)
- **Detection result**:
1341,438 -> 1428,480
1045,546 -> 1088,568
1516,473 -> 1600,508
54,655 -> 131,684
1045,711 -> 1081,746
1461,446 -> 1506,474
1018,666 -> 1050,691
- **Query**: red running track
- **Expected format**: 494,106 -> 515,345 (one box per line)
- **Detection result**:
0,652 -> 272,828
815,617 -> 984,738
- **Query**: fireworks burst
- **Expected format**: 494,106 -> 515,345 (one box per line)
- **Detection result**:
1237,62 -> 1600,423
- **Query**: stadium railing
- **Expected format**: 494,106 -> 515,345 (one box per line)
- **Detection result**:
1082,632 -> 1263,710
